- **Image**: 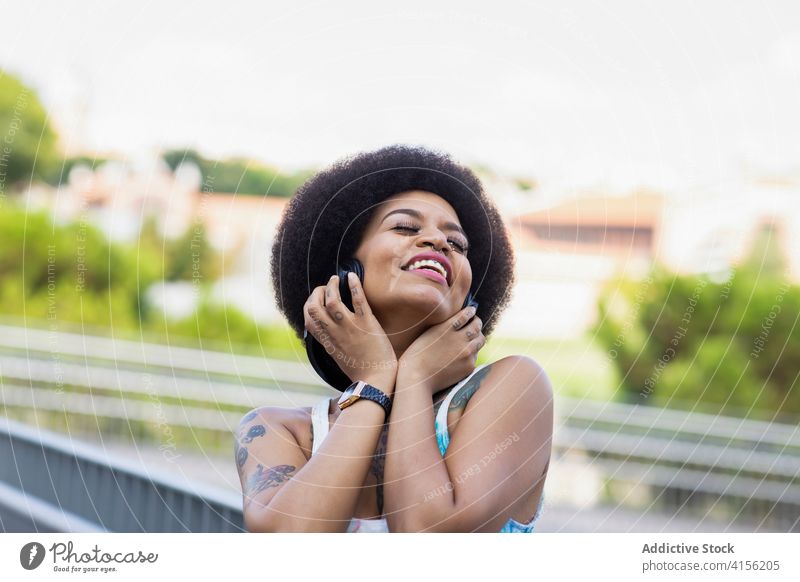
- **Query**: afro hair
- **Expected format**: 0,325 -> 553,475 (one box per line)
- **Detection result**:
270,144 -> 516,340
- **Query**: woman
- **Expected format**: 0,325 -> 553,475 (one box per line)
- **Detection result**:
235,144 -> 553,532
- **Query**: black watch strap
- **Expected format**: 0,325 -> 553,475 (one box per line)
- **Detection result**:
338,381 -> 392,419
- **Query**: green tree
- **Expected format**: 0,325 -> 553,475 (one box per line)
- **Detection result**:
45,155 -> 110,186
0,205 -> 305,358
593,257 -> 800,419
161,148 -> 312,197
0,205 -> 160,329
0,73 -> 59,188
162,222 -> 222,282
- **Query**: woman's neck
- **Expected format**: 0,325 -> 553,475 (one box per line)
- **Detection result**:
379,313 -> 428,361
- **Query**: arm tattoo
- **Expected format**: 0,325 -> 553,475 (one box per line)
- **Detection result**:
244,464 -> 296,507
234,414 -> 267,472
449,365 -> 491,412
370,422 -> 388,517
241,424 -> 266,443
235,442 -> 248,470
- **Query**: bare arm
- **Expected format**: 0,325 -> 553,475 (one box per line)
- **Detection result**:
237,370 -> 395,533
383,355 -> 553,532
238,266 -> 400,531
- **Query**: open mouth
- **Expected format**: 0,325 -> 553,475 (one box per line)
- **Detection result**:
400,253 -> 452,286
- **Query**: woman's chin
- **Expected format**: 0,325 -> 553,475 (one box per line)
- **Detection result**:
387,296 -> 454,323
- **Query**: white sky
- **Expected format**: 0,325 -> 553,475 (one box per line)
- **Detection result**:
2,0 -> 800,192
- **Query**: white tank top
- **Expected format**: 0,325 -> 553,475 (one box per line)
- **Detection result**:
310,365 -> 490,533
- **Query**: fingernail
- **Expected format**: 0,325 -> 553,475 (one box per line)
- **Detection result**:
347,272 -> 356,282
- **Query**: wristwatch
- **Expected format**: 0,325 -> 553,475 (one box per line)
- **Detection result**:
337,380 -> 392,419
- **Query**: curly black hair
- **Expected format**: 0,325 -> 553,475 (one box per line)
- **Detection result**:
270,144 -> 516,340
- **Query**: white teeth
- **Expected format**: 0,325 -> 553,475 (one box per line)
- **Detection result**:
405,259 -> 447,280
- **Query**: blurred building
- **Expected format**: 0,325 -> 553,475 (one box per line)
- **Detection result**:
495,179 -> 798,339
28,154 -> 201,241
497,190 -> 663,339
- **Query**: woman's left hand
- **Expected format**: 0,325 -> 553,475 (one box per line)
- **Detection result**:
398,305 -> 485,396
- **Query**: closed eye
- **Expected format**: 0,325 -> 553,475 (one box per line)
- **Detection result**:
391,223 -> 469,254
392,225 -> 417,233
450,240 -> 468,253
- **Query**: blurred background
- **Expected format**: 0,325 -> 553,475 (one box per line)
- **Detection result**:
0,0 -> 798,533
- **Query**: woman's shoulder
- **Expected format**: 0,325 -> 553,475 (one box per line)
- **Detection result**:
236,404 -> 317,461
465,355 -> 553,408
485,354 -> 549,383
435,355 -> 547,410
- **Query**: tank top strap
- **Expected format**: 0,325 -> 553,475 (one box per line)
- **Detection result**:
434,363 -> 490,456
311,396 -> 332,455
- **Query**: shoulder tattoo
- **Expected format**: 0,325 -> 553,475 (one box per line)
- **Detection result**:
448,365 -> 492,412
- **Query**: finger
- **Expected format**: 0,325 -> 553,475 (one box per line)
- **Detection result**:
452,305 -> 478,331
463,316 -> 483,339
304,287 -> 334,335
470,332 -> 486,353
347,271 -> 372,317
325,275 -> 351,323
469,333 -> 486,358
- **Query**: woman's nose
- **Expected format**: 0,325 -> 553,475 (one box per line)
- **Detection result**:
418,229 -> 450,253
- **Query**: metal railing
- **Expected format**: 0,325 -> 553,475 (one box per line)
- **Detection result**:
0,416 -> 244,532
555,398 -> 800,531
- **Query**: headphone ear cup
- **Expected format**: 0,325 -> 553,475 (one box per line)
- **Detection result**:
302,258 -> 366,391
337,258 -> 364,312
304,327 -> 352,391
462,290 -> 479,311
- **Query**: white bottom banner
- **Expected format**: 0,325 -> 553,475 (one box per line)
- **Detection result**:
1,533 -> 798,581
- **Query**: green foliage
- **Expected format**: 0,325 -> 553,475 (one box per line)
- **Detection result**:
514,177 -> 537,192
0,204 -> 303,359
44,155 -> 110,186
136,299 -> 305,361
592,249 -> 800,419
161,148 -> 312,197
0,73 -> 59,188
740,221 -> 788,278
0,206 -> 159,327
136,216 -> 223,282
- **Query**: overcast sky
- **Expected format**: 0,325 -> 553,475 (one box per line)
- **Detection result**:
2,0 -> 799,192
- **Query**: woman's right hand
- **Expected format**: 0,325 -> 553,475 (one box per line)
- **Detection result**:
303,272 -> 398,389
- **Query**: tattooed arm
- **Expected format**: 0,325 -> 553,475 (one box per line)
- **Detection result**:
235,374 -> 394,532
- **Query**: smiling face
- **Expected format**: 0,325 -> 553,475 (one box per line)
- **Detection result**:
352,190 -> 473,334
